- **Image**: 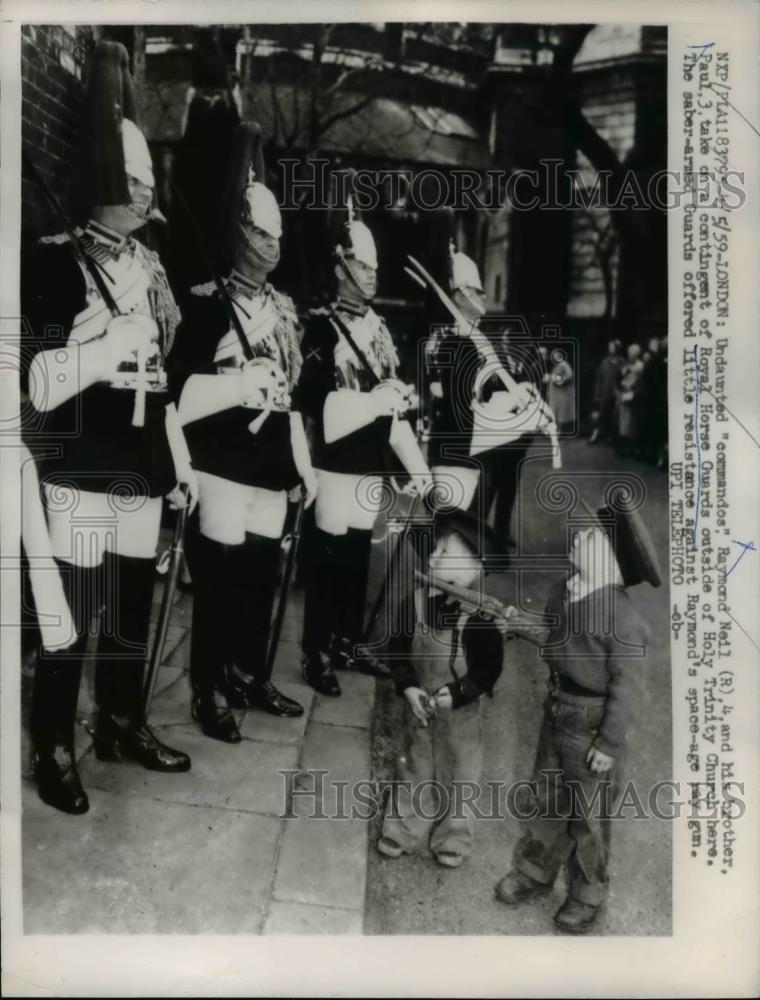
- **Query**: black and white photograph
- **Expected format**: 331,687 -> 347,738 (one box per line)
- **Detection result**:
1,2 -> 758,997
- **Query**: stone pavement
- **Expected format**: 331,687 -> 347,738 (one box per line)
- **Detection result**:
21,438 -> 672,937
21,580 -> 375,934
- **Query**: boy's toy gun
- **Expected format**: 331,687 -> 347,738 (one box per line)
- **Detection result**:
414,569 -> 551,647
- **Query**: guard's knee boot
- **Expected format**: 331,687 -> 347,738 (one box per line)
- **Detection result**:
301,528 -> 341,696
334,527 -> 373,658
225,533 -> 303,717
94,552 -> 190,771
186,531 -> 240,743
331,529 -> 390,677
30,560 -> 99,815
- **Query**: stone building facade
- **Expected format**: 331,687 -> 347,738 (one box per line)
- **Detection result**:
20,22 -> 667,403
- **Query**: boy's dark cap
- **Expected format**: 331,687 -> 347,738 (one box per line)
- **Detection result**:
576,496 -> 662,588
411,500 -> 509,570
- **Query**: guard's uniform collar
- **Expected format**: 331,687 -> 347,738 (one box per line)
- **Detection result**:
335,295 -> 369,318
81,219 -> 131,258
227,269 -> 265,299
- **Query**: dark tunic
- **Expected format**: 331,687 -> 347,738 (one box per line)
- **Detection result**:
21,239 -> 176,498
388,591 -> 504,709
297,308 -> 396,476
165,285 -> 301,492
427,330 -> 508,467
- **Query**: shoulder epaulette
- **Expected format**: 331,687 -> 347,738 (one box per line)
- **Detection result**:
38,232 -> 71,245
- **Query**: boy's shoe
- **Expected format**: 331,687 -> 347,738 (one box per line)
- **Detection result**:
435,851 -> 464,869
494,869 -> 550,905
553,898 -> 601,934
377,836 -> 404,859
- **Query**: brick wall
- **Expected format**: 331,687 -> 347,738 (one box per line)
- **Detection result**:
21,24 -> 95,238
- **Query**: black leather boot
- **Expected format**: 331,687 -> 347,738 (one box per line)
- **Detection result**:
301,528 -> 340,664
31,657 -> 89,815
191,695 -> 241,743
29,558 -> 100,815
93,713 -> 191,771
302,651 -> 341,697
226,670 -> 304,717
330,529 -> 390,676
225,533 -> 304,718
94,552 -> 191,771
186,531 -> 240,743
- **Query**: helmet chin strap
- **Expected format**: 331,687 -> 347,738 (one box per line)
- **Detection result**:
238,223 -> 279,270
457,285 -> 485,319
337,255 -> 375,303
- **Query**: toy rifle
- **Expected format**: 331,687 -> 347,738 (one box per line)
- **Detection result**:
413,569 -> 551,647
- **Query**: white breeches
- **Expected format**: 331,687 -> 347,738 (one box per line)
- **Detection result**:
197,471 -> 287,544
431,465 -> 480,511
43,485 -> 163,566
314,469 -> 386,535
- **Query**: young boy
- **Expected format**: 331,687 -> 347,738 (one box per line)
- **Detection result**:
494,496 -> 660,933
378,508 -> 507,868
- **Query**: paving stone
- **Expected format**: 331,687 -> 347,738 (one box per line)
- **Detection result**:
165,630 -> 191,670
270,638 -> 306,687
273,810 -> 368,911
300,721 -> 371,788
263,900 -> 363,935
311,670 -> 375,730
146,620 -> 187,659
277,589 -> 304,643
146,668 -> 195,727
271,722 -> 372,910
78,726 -> 296,817
153,662 -> 187,699
238,682 -> 314,746
22,781 -> 279,934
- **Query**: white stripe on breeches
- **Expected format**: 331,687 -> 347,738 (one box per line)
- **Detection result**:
197,471 -> 287,544
43,485 -> 163,566
314,469 -> 385,535
431,465 -> 480,511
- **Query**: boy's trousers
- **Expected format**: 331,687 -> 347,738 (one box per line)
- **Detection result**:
382,598 -> 483,857
511,690 -> 621,906
384,698 -> 483,857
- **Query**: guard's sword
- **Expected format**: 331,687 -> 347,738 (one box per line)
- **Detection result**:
141,484 -> 189,720
263,495 -> 306,680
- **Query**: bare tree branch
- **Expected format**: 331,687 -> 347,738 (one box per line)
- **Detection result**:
319,92 -> 379,134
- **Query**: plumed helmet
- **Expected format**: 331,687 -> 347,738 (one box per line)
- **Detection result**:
577,496 -> 662,588
335,187 -> 378,270
73,40 -> 153,209
243,174 -> 282,241
168,57 -> 241,286
449,239 -> 483,293
216,122 -> 282,272
121,118 -> 153,189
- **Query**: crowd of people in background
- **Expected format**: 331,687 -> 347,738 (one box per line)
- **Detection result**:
589,336 -> 668,467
